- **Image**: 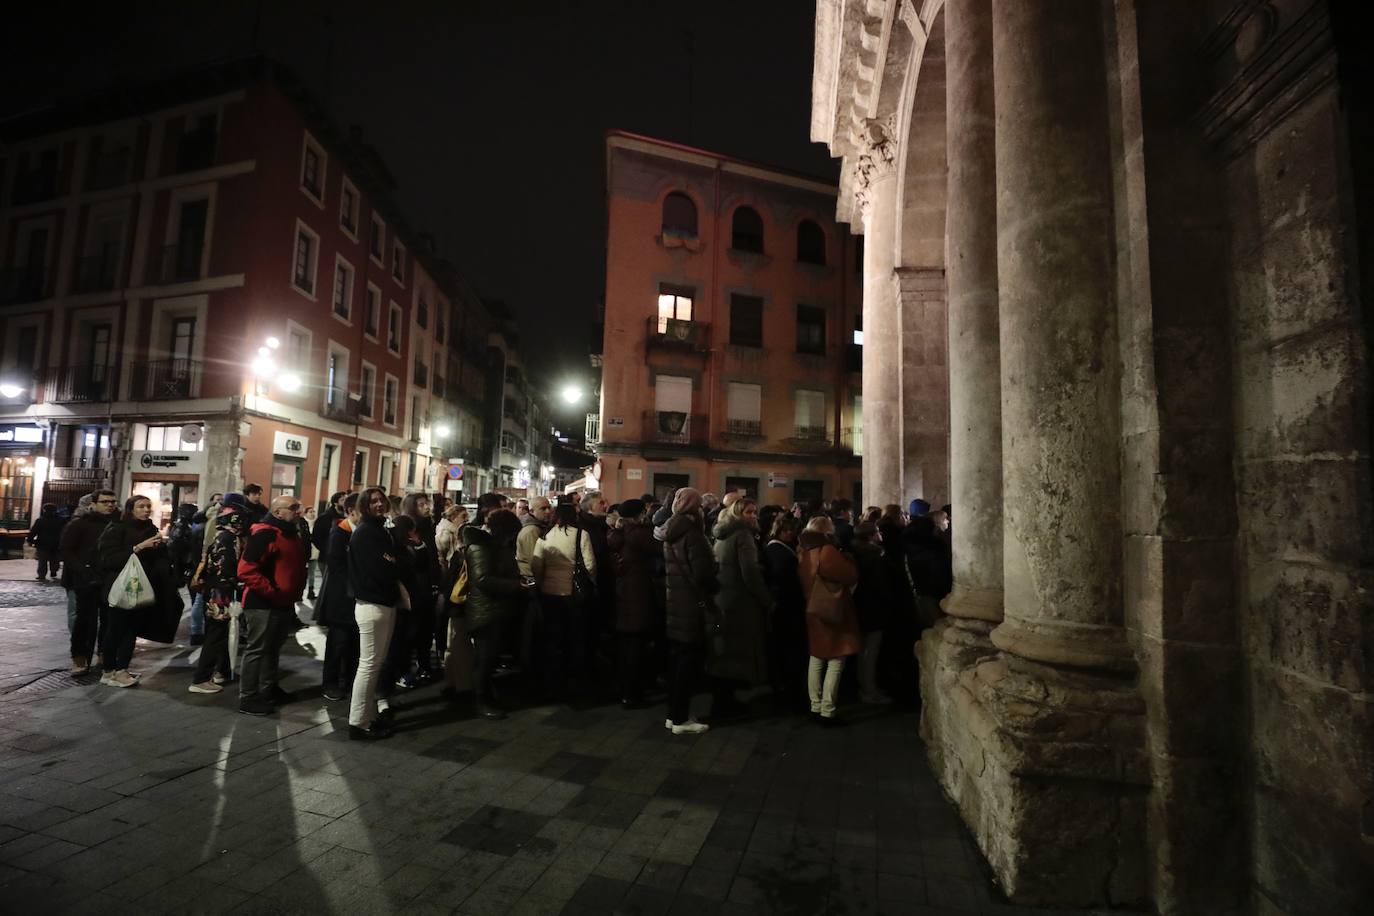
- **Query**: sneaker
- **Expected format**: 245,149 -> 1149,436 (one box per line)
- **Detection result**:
348,723 -> 392,741
188,681 -> 223,695
189,633 -> 205,646
664,718 -> 673,730
670,719 -> 710,735
212,673 -> 228,685
99,671 -> 115,686
106,670 -> 138,689
35,576 -> 46,582
322,687 -> 345,701
239,697 -> 274,717
69,657 -> 90,676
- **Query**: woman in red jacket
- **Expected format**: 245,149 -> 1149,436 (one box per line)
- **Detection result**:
796,515 -> 861,725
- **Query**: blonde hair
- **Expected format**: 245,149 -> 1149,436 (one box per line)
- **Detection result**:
805,515 -> 835,535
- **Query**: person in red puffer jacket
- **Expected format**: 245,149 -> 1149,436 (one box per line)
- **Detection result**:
236,495 -> 306,716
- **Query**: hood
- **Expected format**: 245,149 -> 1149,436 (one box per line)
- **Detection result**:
664,512 -> 701,543
175,503 -> 197,522
712,515 -> 752,541
462,524 -> 492,548
252,514 -> 298,537
798,530 -> 832,551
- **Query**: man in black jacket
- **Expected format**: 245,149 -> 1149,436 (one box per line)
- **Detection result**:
28,504 -> 66,582
312,491 -> 347,554
346,487 -> 399,739
58,490 -> 117,674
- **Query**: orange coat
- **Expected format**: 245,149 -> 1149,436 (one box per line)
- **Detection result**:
797,532 -> 862,659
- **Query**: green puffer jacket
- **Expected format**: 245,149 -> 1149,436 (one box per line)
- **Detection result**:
461,524 -> 524,633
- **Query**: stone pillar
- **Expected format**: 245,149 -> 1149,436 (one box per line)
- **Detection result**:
940,0 -> 1002,628
990,1 -> 1132,671
895,267 -> 949,507
858,129 -> 901,508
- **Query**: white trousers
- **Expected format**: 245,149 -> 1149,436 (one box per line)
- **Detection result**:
350,602 -> 396,728
808,656 -> 846,718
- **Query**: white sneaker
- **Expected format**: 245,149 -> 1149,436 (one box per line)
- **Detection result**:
106,670 -> 138,688
664,718 -> 673,730
99,671 -> 115,686
670,719 -> 710,735
188,681 -> 223,695
212,673 -> 228,685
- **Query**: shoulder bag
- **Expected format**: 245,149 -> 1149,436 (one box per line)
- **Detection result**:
804,550 -> 846,626
571,527 -> 597,607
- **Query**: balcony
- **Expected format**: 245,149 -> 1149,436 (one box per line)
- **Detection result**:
0,267 -> 47,305
41,365 -> 119,404
176,128 -> 217,172
842,426 -> 863,456
646,317 -> 708,352
157,243 -> 204,284
87,148 -> 132,190
585,413 -> 600,445
794,424 -> 829,442
322,390 -> 360,422
130,359 -> 200,400
73,251 -> 119,293
643,410 -> 707,447
462,446 -> 487,466
724,418 -> 763,438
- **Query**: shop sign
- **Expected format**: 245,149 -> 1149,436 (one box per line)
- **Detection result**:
607,417 -> 625,428
514,468 -> 532,490
0,425 -> 44,444
273,431 -> 309,458
132,450 -> 206,474
768,474 -> 789,488
626,468 -> 643,480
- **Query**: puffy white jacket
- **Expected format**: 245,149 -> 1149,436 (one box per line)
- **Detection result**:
532,524 -> 595,597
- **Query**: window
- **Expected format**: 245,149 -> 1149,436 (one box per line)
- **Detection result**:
726,383 -> 762,437
324,348 -> 348,409
383,376 -> 398,426
165,199 -> 207,282
794,389 -> 827,439
170,317 -> 196,365
656,285 -> 694,334
729,294 -> 763,348
409,395 -> 422,440
724,476 -> 759,500
332,258 -> 353,320
797,220 -> 826,265
370,214 -> 385,262
796,304 -> 826,355
662,192 -> 697,238
340,178 -> 359,235
378,453 -> 393,488
352,448 -> 367,486
137,424 -> 205,452
392,240 -> 406,284
407,451 -> 418,486
287,328 -> 310,373
435,306 -> 445,344
731,206 -> 764,253
176,112 -> 217,172
300,134 -> 325,202
365,284 -> 381,338
387,303 -> 402,354
413,354 -> 428,388
850,394 -> 863,456
292,222 -> 319,296
359,363 -> 376,418
417,298 -> 428,330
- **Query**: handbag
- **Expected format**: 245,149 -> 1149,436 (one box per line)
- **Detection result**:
108,553 -> 155,610
571,527 -> 597,607
804,551 -> 846,626
448,554 -> 470,605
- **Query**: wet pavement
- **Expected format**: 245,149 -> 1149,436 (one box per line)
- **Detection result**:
0,560 -> 1055,915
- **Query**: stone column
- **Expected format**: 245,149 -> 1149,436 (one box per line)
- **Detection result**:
941,0 -> 1002,627
857,125 -> 901,508
990,0 -> 1132,671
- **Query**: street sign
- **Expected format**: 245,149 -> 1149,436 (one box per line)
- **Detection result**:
447,464 -> 465,481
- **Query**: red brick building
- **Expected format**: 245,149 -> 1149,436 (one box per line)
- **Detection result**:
0,58 -> 502,527
590,131 -> 863,506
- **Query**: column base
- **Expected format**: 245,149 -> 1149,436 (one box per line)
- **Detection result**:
940,583 -> 1003,622
991,613 -> 1137,671
917,619 -> 1149,908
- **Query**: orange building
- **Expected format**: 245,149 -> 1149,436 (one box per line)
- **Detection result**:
590,132 -> 862,507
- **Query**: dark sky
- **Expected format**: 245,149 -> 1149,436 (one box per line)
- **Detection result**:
2,0 -> 838,423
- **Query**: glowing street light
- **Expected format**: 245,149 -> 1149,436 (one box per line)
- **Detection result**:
0,383 -> 24,399
520,458 -> 529,468
251,355 -> 277,377
277,372 -> 302,393
265,336 -> 280,350
561,385 -> 582,405
435,424 -> 452,439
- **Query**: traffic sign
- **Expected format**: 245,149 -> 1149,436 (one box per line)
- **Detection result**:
447,464 -> 465,481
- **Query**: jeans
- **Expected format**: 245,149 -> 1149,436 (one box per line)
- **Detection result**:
189,592 -> 206,637
69,587 -> 100,662
540,594 -> 586,697
323,620 -> 360,693
35,549 -> 59,579
239,606 -> 292,701
102,604 -> 136,673
667,640 -> 703,725
351,602 -> 396,728
808,656 -> 846,718
193,616 -> 230,682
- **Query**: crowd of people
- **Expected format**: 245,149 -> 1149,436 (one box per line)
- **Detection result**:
42,482 -> 953,740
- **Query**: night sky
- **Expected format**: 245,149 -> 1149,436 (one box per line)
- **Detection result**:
2,0 -> 839,426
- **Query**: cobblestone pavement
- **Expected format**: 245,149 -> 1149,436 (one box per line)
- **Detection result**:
0,567 -> 1055,916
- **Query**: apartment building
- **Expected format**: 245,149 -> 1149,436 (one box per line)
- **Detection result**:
484,305 -> 554,497
590,131 -> 862,506
0,58 -> 499,527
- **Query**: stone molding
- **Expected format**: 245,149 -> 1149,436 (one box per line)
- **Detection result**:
854,115 -> 899,219
1196,0 -> 1336,159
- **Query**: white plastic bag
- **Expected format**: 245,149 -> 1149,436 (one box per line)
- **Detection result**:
108,554 -> 155,609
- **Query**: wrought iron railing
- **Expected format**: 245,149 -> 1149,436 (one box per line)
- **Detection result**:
725,419 -> 763,438
585,413 -> 601,444
644,410 -> 707,446
130,359 -> 199,400
794,424 -> 828,441
322,390 -> 360,422
646,317 -> 708,350
41,365 -> 119,403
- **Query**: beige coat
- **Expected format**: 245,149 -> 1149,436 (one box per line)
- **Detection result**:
532,524 -> 595,596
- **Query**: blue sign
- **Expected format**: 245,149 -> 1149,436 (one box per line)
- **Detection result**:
447,464 -> 465,481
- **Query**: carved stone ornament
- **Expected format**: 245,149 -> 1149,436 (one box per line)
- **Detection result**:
854,115 -> 899,216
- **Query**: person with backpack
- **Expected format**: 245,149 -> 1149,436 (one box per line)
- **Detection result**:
188,503 -> 247,695
235,495 -> 306,716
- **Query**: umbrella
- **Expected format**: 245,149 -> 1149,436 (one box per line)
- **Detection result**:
227,602 -> 244,677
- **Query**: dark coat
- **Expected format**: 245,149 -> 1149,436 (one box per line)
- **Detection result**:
97,517 -> 173,605
662,511 -> 718,645
27,511 -> 65,551
761,539 -> 803,616
707,518 -> 773,684
902,517 -> 952,600
461,525 -> 524,633
348,515 -> 399,605
608,520 -> 659,634
797,530 -> 862,659
316,521 -> 355,625
312,506 -> 341,554
852,540 -> 893,632
59,511 -> 113,589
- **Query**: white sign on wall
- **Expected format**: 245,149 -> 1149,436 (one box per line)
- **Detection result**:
131,450 -> 206,475
626,468 -> 643,480
273,431 -> 309,458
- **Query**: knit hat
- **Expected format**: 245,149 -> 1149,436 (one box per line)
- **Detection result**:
671,487 -> 703,515
217,504 -> 247,530
222,492 -> 247,508
619,498 -> 646,520
909,498 -> 931,517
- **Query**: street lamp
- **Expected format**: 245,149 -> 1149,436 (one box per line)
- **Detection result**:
561,385 -> 582,405
0,382 -> 24,399
277,372 -> 302,393
435,424 -> 452,439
